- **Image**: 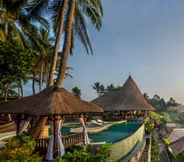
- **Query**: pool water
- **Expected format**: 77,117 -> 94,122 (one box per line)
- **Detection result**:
61,122 -> 140,144
89,122 -> 140,143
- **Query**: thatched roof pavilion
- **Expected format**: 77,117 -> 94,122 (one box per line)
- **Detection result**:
0,87 -> 103,116
93,76 -> 155,112
0,87 -> 103,159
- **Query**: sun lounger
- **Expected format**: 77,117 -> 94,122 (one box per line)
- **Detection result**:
91,120 -> 103,126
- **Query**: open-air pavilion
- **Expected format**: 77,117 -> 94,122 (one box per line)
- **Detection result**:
93,76 -> 155,121
0,87 -> 103,160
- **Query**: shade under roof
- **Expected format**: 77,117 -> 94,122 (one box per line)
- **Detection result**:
93,76 -> 155,112
0,87 -> 103,116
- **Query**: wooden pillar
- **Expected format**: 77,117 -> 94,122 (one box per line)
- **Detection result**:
16,114 -> 21,135
53,115 -> 62,157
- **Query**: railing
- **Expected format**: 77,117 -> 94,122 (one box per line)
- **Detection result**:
35,133 -> 84,154
62,133 -> 84,148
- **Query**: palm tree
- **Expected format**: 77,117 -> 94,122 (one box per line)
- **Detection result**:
92,82 -> 105,96
0,0 -> 48,48
27,0 -> 103,87
55,0 -> 103,87
47,0 -> 68,86
31,28 -> 53,93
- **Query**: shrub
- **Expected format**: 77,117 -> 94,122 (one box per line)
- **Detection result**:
55,144 -> 111,162
0,133 -> 42,161
151,136 -> 160,162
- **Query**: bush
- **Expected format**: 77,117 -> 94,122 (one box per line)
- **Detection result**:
0,133 -> 42,161
144,118 -> 155,134
55,144 -> 111,162
151,136 -> 160,162
172,151 -> 184,162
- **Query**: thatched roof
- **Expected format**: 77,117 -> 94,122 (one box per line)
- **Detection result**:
0,87 -> 103,116
169,136 -> 184,155
93,76 -> 155,112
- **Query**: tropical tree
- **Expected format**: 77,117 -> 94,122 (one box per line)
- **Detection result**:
53,0 -> 103,88
92,82 -> 105,96
31,28 -> 54,93
0,0 -> 48,47
106,84 -> 121,92
167,97 -> 178,107
27,0 -> 103,87
72,86 -> 81,97
0,40 -> 35,101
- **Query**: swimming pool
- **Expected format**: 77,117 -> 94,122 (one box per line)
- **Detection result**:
61,122 -> 140,144
89,122 -> 140,143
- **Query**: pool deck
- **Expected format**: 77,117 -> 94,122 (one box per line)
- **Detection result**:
70,120 -> 127,133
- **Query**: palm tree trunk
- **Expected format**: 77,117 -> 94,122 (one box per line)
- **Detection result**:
32,72 -> 36,95
4,83 -> 9,102
4,83 -> 12,121
20,82 -> 23,97
39,63 -> 44,91
56,0 -> 76,88
47,0 -> 68,87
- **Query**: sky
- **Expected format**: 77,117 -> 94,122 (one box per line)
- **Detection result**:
26,0 -> 184,103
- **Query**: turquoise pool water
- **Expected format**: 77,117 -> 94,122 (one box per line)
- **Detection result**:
89,122 -> 140,143
61,122 -> 140,143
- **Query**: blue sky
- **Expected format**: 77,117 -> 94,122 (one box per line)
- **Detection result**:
65,0 -> 184,103
25,0 -> 184,103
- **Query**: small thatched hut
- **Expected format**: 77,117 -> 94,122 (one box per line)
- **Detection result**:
93,76 -> 155,120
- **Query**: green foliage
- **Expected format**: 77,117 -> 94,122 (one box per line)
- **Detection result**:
0,41 -> 35,85
172,151 -> 184,162
163,137 -> 171,145
144,93 -> 180,111
144,112 -> 165,134
55,145 -> 110,162
151,136 -> 161,162
144,118 -> 155,134
92,82 -> 121,96
92,82 -> 105,96
0,133 -> 42,161
72,86 -> 81,97
161,106 -> 184,126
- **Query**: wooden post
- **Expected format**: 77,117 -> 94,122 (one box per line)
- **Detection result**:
16,114 -> 21,135
53,115 -> 62,158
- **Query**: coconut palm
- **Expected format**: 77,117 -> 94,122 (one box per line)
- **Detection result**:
92,82 -> 105,96
0,0 -> 48,48
27,0 -> 103,87
55,0 -> 103,87
31,28 -> 53,93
